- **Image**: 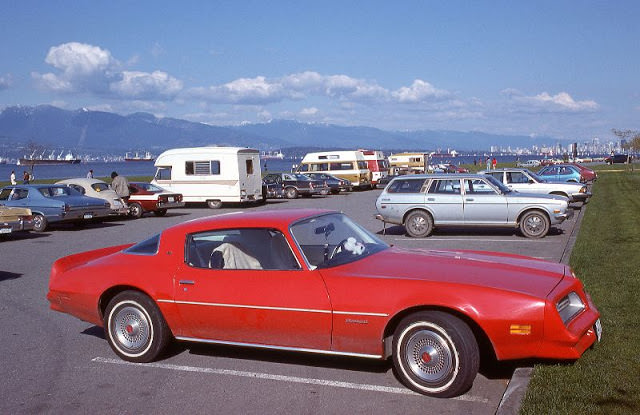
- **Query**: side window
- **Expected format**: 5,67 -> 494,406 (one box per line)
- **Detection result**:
539,168 -> 553,176
155,167 -> 172,180
508,172 -> 528,184
186,161 -> 220,175
487,172 -> 503,182
464,179 -> 497,194
186,228 -> 300,271
70,184 -> 85,194
386,178 -> 427,193
428,179 -> 461,194
0,188 -> 12,200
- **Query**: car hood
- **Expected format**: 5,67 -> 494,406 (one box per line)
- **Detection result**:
338,247 -> 566,298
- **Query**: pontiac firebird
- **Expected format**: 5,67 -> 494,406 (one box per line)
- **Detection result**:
47,209 -> 601,397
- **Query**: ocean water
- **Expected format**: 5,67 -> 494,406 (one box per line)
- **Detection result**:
1,154 -> 602,183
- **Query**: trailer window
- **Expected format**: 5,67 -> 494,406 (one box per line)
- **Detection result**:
329,162 -> 353,170
246,159 -> 253,175
186,161 -> 220,175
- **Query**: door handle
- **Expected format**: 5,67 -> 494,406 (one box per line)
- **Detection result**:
465,198 -> 474,202
427,197 -> 435,201
179,280 -> 195,285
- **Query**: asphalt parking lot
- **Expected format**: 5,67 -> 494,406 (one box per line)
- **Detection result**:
0,188 -> 586,414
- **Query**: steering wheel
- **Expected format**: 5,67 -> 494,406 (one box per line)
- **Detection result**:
329,239 -> 351,260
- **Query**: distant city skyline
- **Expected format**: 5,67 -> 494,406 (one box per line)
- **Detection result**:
1,2 -> 639,143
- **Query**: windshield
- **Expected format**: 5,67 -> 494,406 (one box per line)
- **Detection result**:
528,171 -> 546,183
289,212 -> 388,269
484,175 -> 512,194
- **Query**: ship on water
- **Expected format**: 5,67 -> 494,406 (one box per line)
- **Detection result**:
18,150 -> 81,165
260,150 -> 285,160
124,151 -> 154,162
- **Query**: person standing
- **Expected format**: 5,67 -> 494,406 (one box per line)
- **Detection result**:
10,170 -> 16,185
492,157 -> 497,170
486,157 -> 491,170
86,169 -> 94,178
110,171 -> 130,202
22,170 -> 30,184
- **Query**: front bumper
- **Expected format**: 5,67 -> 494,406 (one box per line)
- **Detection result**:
553,208 -> 574,223
569,192 -> 592,203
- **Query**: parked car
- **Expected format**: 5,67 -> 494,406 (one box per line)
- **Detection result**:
47,209 -> 600,398
516,159 -> 541,168
127,182 -> 185,218
536,164 -> 584,183
432,163 -> 469,173
262,173 -> 329,199
261,181 -> 284,199
304,173 -> 352,194
604,154 -> 632,164
568,163 -> 597,182
375,174 -> 572,238
0,184 -> 112,232
479,168 -> 591,203
0,206 -> 34,235
56,178 -> 129,216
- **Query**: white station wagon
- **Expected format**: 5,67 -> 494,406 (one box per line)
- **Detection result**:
478,168 -> 591,203
375,173 -> 573,238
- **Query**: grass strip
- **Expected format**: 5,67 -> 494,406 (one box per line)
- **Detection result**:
520,167 -> 640,414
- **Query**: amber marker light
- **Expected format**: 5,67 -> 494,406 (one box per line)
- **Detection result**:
510,324 -> 532,335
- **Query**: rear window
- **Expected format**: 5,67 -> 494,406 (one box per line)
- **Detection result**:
91,182 -> 110,192
124,234 -> 160,255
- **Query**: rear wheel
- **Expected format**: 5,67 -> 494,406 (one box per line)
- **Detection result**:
393,311 -> 479,397
520,210 -> 550,238
207,200 -> 223,209
405,211 -> 433,238
104,291 -> 170,363
32,214 -> 48,232
129,202 -> 144,218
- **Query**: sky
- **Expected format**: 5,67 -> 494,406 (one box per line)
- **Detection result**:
1,1 -> 639,143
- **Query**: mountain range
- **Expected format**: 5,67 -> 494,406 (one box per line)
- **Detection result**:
0,105 -> 561,155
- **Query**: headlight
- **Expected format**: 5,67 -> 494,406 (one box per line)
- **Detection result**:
580,186 -> 587,193
556,291 -> 585,324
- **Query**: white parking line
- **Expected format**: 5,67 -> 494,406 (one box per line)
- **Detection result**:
92,357 -> 489,403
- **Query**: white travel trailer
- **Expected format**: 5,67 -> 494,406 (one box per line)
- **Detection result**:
295,150 -> 372,189
151,147 -> 263,209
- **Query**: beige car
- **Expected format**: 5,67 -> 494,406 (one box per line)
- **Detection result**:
56,178 -> 129,216
0,206 -> 34,235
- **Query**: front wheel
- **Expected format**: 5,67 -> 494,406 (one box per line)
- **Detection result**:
520,210 -> 550,238
284,187 -> 298,199
405,211 -> 433,238
393,311 -> 479,397
104,291 -> 171,363
129,202 -> 144,219
32,214 -> 48,232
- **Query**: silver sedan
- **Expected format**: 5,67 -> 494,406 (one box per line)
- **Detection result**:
375,173 -> 572,238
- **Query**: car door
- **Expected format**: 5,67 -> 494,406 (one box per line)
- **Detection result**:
538,166 -> 559,181
425,178 -> 464,224
173,228 -> 332,350
462,178 -> 509,224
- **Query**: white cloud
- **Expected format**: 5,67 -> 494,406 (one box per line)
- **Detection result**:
32,42 -> 183,101
391,80 -> 450,103
300,107 -> 319,116
110,71 -> 183,99
501,89 -> 599,112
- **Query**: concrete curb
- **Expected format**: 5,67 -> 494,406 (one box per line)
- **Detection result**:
494,192 -> 590,414
495,367 -> 533,414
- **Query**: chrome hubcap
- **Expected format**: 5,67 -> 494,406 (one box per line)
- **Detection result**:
112,305 -> 150,352
405,329 -> 453,383
524,215 -> 543,234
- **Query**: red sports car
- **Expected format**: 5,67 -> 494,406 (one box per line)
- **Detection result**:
47,209 -> 601,397
127,182 -> 184,218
